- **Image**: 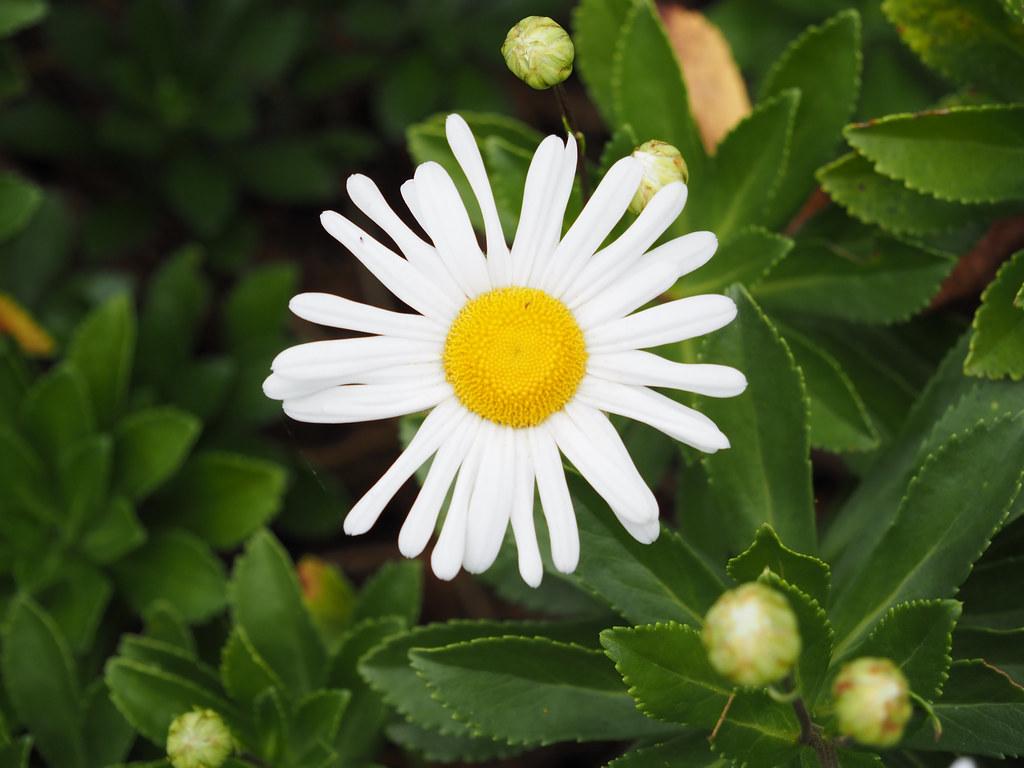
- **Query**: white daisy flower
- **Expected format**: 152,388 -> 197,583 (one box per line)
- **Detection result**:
264,114 -> 746,587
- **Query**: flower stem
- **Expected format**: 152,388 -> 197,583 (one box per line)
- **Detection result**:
792,695 -> 839,768
553,84 -> 591,201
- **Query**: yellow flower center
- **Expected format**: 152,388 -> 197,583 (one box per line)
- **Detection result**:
443,287 -> 587,428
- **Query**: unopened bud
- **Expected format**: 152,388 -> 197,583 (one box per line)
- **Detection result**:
629,140 -> 689,214
166,708 -> 232,768
701,583 -> 801,687
833,658 -> 912,747
501,16 -> 574,90
298,555 -> 355,642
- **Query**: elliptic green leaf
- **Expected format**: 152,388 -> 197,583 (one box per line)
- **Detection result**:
965,250 -> 1024,381
114,407 -> 200,500
761,10 -> 862,226
727,525 -> 830,606
18,363 -> 94,461
698,286 -> 816,555
669,227 -> 792,299
0,172 -> 41,242
81,496 -> 145,564
66,294 -> 136,428
412,636 -> 673,746
573,0 -> 638,125
844,106 -> 1024,203
608,732 -> 725,768
220,625 -> 285,710
351,559 -> 422,627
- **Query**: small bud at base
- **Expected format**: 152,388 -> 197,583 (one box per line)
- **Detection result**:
833,658 -> 912,748
167,708 -> 233,768
501,16 -> 574,90
629,140 -> 689,215
701,582 -> 801,687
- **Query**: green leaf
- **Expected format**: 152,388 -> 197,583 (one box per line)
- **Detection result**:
113,529 -> 228,623
153,452 -> 287,550
411,636 -> 672,746
830,416 -> 1024,655
351,560 -> 422,627
965,250 -> 1024,380
0,737 -> 31,768
959,553 -> 1024,629
37,561 -> 112,654
234,141 -> 336,203
2,597 -> 85,768
114,407 -> 200,500
66,294 -> 136,427
570,475 -> 725,626
600,623 -> 800,764
608,732 -> 725,768
760,10 -> 862,225
685,91 -> 798,239
252,688 -> 288,765
117,634 -> 222,693
142,600 -> 194,653
954,626 -> 1024,681
847,600 -> 961,699
669,227 -> 792,298
754,226 -> 955,325
223,263 -> 298,353
83,680 -> 134,768
818,152 -> 991,236
19,364 -> 94,461
81,496 -> 145,564
0,1 -> 46,37
883,0 -> 1024,101
289,689 -> 350,761
727,525 -> 830,607
611,0 -> 706,185
697,286 -> 815,555
220,625 -> 285,710
843,105 -> 1024,203
573,0 -> 638,126
360,620 -> 599,740
105,658 -> 236,748
0,172 -> 41,242
229,530 -> 327,697
162,153 -> 237,237
902,660 -> 1024,756
384,721 -> 514,764
57,434 -> 112,533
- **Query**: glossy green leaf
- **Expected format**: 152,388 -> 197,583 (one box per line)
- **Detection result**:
611,0 -> 706,184
959,554 -> 1024,629
37,561 -> 111,654
883,0 -> 1024,101
818,152 -> 990,236
727,525 -> 830,607
114,529 -> 228,623
1,597 -> 85,768
154,452 -> 286,550
953,626 -> 1024,682
686,91 -> 798,238
81,496 -> 145,564
82,680 -> 134,768
289,689 -> 350,762
844,105 -> 1024,203
114,407 -> 200,500
219,625 -> 285,710
761,10 -> 862,225
223,263 -> 298,353
0,172 -> 41,242
608,732 -> 725,768
669,227 -> 792,298
384,721 -> 514,764
351,559 -> 422,627
229,530 -> 327,697
831,416 -> 1024,655
142,600 -> 194,653
573,0 -> 638,125
902,660 -> 1024,756
847,600 -> 961,699
412,636 -> 672,746
116,634 -> 221,693
571,475 -> 725,626
66,294 -> 136,427
57,434 -> 111,532
698,286 -> 815,555
19,363 -> 94,461
965,250 -> 1024,380
601,623 -> 800,765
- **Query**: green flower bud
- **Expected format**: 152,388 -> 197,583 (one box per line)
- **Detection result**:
501,16 -> 574,90
298,555 -> 355,642
833,658 -> 912,748
629,140 -> 689,215
701,582 -> 801,687
166,708 -> 233,768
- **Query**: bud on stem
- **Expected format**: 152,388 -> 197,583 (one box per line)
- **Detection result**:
166,708 -> 233,768
833,658 -> 912,747
629,140 -> 689,214
501,16 -> 574,90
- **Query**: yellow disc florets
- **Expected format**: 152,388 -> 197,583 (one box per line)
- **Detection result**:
443,287 -> 587,428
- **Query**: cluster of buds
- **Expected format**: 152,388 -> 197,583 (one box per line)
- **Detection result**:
832,658 -> 912,747
166,708 -> 233,768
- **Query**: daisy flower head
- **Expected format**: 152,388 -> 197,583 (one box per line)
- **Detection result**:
263,114 -> 747,587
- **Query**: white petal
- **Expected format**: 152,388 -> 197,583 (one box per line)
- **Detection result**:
412,162 -> 491,297
283,381 -> 452,424
587,351 -> 747,397
431,428 -> 485,581
524,135 -> 578,286
586,295 -> 737,352
548,408 -> 658,524
346,175 -> 467,307
343,399 -> 465,535
572,231 -> 719,327
541,157 -> 642,296
511,135 -> 566,285
289,293 -> 444,341
264,360 -> 444,400
270,336 -> 440,379
527,425 -> 579,574
320,211 -> 457,320
510,431 -> 542,587
445,114 -> 512,286
463,425 -> 514,574
577,377 -> 730,453
565,182 -> 688,308
619,516 -> 661,544
398,411 -> 479,558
